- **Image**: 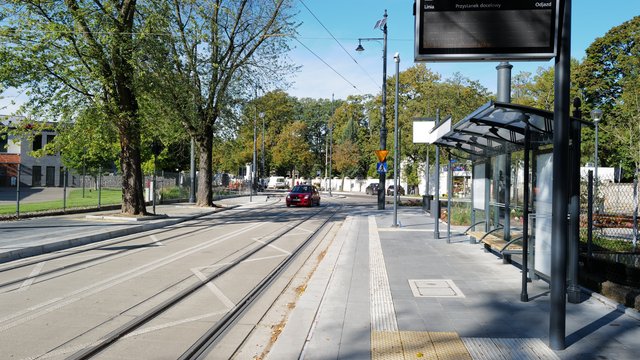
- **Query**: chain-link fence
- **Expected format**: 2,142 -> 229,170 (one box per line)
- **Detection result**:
581,172 -> 639,254
0,162 -> 254,218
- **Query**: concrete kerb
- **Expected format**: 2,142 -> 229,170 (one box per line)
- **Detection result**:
0,204 -> 238,264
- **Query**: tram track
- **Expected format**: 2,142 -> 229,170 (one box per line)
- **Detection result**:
0,199 -> 286,289
0,193 -> 345,359
63,204 -> 340,360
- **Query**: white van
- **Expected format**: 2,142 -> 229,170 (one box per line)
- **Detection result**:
267,176 -> 287,189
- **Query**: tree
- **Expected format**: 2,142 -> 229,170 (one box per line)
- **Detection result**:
48,108 -> 119,177
386,65 -> 491,191
271,120 -> 312,178
145,0 -> 297,206
0,0 -> 148,214
576,16 -> 639,178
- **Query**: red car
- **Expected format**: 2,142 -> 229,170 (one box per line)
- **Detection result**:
286,185 -> 321,207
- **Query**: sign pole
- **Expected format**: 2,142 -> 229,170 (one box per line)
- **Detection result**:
550,0 -> 571,350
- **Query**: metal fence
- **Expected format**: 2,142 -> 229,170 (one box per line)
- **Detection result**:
581,172 -> 639,254
0,163 -> 252,218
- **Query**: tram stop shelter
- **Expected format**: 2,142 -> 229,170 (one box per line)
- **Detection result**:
423,100 -> 591,298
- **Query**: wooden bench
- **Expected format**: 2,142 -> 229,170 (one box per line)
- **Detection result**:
467,230 -> 523,264
593,214 -> 636,230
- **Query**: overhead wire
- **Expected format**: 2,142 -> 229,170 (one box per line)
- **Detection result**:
293,37 -> 358,91
298,0 -> 381,91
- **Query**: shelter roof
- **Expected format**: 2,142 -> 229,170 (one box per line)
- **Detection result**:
433,101 -> 590,159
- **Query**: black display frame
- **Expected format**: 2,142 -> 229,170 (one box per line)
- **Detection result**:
415,0 -> 559,62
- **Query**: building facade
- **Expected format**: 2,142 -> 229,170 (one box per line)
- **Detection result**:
1,116 -> 64,187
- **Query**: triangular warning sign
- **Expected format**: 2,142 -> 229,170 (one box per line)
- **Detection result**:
375,150 -> 389,162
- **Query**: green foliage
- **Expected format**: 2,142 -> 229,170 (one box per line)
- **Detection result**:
0,0 -> 150,213
160,186 -> 189,201
140,0 -> 298,205
576,16 -> 640,178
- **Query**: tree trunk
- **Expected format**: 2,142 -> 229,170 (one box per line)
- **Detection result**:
196,132 -> 213,207
119,120 -> 146,215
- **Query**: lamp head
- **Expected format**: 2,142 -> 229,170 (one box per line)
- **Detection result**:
590,109 -> 603,123
356,43 -> 364,52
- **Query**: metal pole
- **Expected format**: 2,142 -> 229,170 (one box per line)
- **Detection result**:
393,53 -> 400,227
471,161 -> 476,228
447,153 -> 452,243
493,157 -> 501,228
425,147 -> 430,196
82,163 -> 86,198
550,0 -> 571,350
98,165 -> 102,210
434,109 -> 440,239
63,168 -> 67,213
497,62 -> 512,240
521,124 -> 531,302
262,114 -> 265,184
504,154 -> 512,242
587,170 -> 594,259
329,94 -> 333,197
568,97 -> 582,303
378,9 -> 388,210
190,137 -> 195,203
153,156 -> 157,214
485,161 -> 491,232
634,171 -> 638,249
16,163 -> 21,218
594,121 -> 599,193
496,62 -> 512,103
253,115 -> 257,197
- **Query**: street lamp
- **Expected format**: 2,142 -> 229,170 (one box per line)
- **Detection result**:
590,108 -> 603,185
357,9 -> 388,210
252,108 -> 257,201
329,94 -> 334,197
393,52 -> 400,227
260,112 -> 265,186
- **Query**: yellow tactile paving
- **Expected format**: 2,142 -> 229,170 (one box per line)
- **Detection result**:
372,331 -> 404,360
428,332 -> 473,360
399,331 -> 437,359
371,331 -> 472,360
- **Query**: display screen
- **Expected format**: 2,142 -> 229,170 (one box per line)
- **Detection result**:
415,0 -> 558,61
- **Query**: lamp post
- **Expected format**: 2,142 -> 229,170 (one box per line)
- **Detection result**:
393,52 -> 400,227
251,108 -> 257,202
261,112 -> 265,186
591,108 -> 603,207
329,94 -> 334,197
357,9 -> 388,210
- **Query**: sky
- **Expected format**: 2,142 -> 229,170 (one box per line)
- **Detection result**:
287,0 -> 640,100
1,1 -> 638,113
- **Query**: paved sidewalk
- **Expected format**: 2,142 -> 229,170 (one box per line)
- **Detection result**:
269,207 -> 640,360
0,196 -> 274,263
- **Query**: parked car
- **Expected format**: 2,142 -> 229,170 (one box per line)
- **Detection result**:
386,185 -> 405,196
365,183 -> 379,195
286,185 -> 321,207
268,176 -> 288,189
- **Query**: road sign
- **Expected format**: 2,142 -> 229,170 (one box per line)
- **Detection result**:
375,150 -> 389,162
377,161 -> 388,174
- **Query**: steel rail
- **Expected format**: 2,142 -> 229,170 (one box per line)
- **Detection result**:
0,201 -> 283,284
66,204 -> 336,360
180,205 -> 341,359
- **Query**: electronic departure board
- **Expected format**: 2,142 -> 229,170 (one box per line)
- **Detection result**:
415,0 -> 558,61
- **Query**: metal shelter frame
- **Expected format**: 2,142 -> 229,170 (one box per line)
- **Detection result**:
432,100 -> 591,303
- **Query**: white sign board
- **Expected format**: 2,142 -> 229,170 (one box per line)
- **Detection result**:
412,120 -> 435,143
412,117 -> 452,144
534,152 -> 553,278
472,163 -> 486,210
